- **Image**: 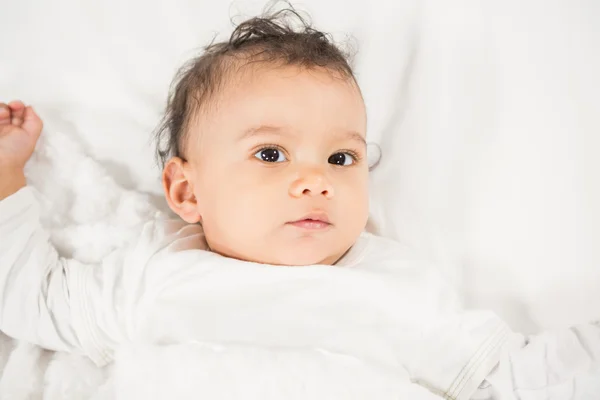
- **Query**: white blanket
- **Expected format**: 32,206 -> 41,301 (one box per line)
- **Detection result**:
0,129 -> 445,399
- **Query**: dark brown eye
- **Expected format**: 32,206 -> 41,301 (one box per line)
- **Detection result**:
328,152 -> 354,166
255,148 -> 286,163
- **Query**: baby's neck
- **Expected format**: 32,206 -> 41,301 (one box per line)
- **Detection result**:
206,241 -> 351,267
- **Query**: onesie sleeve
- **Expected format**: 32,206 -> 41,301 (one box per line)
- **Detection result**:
0,187 -> 201,366
0,187 -> 127,365
471,322 -> 600,399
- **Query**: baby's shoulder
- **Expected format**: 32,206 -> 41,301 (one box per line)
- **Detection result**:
131,217 -> 208,255
348,232 -> 426,267
349,233 -> 461,312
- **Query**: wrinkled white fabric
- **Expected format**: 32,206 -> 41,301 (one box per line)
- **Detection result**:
476,324 -> 600,399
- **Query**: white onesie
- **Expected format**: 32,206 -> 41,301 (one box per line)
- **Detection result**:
0,187 -> 598,399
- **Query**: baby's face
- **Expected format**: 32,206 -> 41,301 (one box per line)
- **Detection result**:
172,65 -> 368,265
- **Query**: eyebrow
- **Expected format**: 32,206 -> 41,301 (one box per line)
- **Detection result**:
240,125 -> 367,146
344,131 -> 367,146
240,125 -> 287,140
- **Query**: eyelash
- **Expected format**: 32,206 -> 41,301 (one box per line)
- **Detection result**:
336,149 -> 362,164
253,143 -> 288,156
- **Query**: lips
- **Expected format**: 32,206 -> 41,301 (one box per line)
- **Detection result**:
287,212 -> 332,230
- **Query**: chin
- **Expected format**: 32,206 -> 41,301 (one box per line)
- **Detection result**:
280,257 -> 324,267
274,248 -> 340,267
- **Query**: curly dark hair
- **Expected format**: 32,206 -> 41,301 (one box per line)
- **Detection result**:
153,6 -> 357,168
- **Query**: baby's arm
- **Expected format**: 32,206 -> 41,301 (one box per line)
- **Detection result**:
0,187 -> 89,352
473,322 -> 600,399
0,101 -> 123,365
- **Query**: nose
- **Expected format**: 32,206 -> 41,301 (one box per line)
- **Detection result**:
289,167 -> 335,199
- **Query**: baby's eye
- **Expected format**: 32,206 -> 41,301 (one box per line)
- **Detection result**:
255,148 -> 287,163
328,152 -> 355,166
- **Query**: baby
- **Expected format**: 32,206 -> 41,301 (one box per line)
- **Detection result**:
0,8 -> 598,400
153,10 -> 368,267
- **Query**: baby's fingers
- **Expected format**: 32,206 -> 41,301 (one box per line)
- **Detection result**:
21,106 -> 43,138
8,100 -> 25,126
0,103 -> 10,126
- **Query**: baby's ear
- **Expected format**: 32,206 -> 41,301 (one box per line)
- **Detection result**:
162,157 -> 201,223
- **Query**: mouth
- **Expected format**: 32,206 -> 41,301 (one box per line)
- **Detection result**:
286,212 -> 332,230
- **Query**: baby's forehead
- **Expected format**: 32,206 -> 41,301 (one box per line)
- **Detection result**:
180,62 -> 365,153
208,65 -> 362,118
218,60 -> 360,100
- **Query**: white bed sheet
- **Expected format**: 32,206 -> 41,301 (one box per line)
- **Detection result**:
1,0 -> 599,333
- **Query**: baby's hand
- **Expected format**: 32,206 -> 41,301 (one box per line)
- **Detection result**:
0,101 -> 43,170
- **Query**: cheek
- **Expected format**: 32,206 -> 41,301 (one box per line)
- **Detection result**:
337,171 -> 369,219
197,166 -> 283,227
